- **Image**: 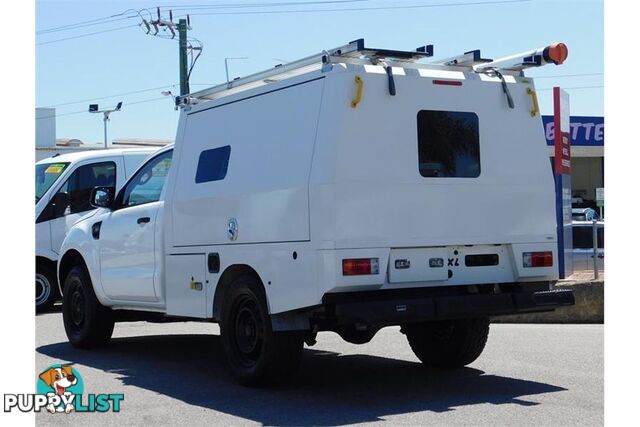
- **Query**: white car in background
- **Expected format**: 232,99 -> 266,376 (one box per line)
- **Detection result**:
36,148 -> 157,311
571,221 -> 604,271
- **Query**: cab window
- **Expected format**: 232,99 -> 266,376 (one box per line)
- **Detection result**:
122,150 -> 173,207
54,161 -> 116,216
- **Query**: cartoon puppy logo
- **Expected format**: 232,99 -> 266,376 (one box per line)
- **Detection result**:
38,365 -> 77,413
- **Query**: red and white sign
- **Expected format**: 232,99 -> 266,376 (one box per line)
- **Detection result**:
553,87 -> 571,175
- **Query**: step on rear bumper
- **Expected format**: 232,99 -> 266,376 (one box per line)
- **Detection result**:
326,288 -> 575,326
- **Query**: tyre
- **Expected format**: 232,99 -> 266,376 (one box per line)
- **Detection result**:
220,275 -> 304,386
403,318 -> 490,368
36,263 -> 58,313
62,265 -> 114,349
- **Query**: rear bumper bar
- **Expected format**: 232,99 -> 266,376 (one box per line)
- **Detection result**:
326,288 -> 575,326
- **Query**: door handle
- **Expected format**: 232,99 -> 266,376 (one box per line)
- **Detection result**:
137,217 -> 151,224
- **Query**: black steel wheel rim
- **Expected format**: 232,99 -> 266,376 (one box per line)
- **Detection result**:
232,294 -> 264,366
70,284 -> 86,328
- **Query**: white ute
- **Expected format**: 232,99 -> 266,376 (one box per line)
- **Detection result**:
36,148 -> 156,311
58,39 -> 575,385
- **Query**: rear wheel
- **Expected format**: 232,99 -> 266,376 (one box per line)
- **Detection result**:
62,265 -> 114,349
403,318 -> 490,368
220,275 -> 303,386
36,263 -> 58,312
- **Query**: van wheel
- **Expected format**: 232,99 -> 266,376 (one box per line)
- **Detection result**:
62,265 -> 114,349
220,275 -> 303,386
403,318 -> 490,368
36,264 -> 58,312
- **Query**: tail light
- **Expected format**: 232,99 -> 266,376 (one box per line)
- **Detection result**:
523,251 -> 553,268
342,258 -> 379,276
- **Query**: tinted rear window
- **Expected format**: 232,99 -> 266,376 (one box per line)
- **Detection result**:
417,110 -> 480,178
195,145 -> 231,183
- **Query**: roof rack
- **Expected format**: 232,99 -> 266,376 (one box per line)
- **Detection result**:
178,38 -> 433,107
430,49 -> 493,67
177,39 -> 567,108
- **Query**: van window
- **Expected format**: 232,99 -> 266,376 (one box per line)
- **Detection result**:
54,161 -> 116,216
195,145 -> 231,183
123,150 -> 173,207
417,110 -> 480,178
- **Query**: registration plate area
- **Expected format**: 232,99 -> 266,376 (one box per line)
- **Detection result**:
388,245 -> 513,285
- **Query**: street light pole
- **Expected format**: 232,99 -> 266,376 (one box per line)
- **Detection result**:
103,112 -> 109,149
89,102 -> 122,149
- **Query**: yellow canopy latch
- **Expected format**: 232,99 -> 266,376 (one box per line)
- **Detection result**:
351,75 -> 363,108
526,87 -> 540,117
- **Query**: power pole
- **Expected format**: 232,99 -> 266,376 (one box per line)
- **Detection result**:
178,19 -> 189,96
142,10 -> 198,97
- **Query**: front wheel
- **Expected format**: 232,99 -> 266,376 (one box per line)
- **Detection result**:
62,265 -> 114,349
220,275 -> 303,386
403,318 -> 490,368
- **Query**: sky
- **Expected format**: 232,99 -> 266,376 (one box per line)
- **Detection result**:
35,0 -> 604,144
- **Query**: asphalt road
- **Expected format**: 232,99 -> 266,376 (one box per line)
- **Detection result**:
36,309 -> 603,426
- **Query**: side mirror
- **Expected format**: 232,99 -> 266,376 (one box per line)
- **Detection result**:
51,192 -> 70,217
90,187 -> 114,209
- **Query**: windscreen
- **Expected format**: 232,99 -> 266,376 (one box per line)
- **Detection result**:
36,162 -> 69,203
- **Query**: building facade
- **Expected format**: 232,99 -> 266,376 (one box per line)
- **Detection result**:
542,115 -> 604,208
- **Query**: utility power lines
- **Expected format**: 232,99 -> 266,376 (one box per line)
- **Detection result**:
36,0 -> 531,44
42,85 -> 179,108
36,96 -> 168,120
35,1 -> 366,35
182,0 -> 530,16
36,25 -> 139,46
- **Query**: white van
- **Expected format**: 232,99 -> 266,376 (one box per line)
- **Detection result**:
36,148 -> 156,311
58,40 -> 574,385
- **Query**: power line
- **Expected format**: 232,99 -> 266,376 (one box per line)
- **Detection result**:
36,1 -> 366,34
184,0 -> 530,16
37,0 -> 529,37
166,0 -> 367,10
41,85 -> 179,108
35,0 -> 531,47
37,15 -> 139,35
36,96 -> 168,120
37,15 -> 130,34
36,25 -> 139,46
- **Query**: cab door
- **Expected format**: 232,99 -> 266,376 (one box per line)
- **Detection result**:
98,150 -> 173,302
49,160 -> 118,254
